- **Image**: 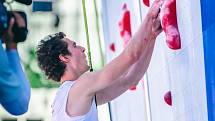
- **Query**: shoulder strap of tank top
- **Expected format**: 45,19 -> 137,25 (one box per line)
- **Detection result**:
95,94 -> 98,107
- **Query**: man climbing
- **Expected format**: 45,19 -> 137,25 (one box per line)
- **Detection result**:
36,0 -> 163,120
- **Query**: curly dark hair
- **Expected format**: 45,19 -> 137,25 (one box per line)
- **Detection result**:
36,32 -> 71,82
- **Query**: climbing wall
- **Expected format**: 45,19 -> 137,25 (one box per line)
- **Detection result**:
101,0 -> 208,121
172,0 -> 208,120
142,0 -> 208,121
101,0 -> 148,121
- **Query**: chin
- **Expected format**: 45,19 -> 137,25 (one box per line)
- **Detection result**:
86,66 -> 90,71
83,65 -> 90,72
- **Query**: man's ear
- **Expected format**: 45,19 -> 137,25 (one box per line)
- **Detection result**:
59,54 -> 70,63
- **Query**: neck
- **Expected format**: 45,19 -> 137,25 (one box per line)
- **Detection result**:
60,68 -> 80,84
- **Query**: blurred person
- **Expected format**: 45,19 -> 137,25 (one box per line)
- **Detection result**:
36,0 -> 162,120
0,12 -> 31,115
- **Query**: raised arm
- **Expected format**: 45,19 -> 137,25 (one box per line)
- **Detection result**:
76,0 -> 162,98
0,40 -> 30,115
96,34 -> 157,105
0,13 -> 30,115
95,2 -> 163,105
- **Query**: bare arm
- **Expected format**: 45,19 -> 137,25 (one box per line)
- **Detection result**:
96,5 -> 163,105
96,30 -> 158,105
76,0 -> 162,96
79,17 -> 155,96
66,0 -> 162,116
66,26 -> 152,116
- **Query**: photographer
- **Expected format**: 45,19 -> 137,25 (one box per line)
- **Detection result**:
0,12 -> 30,115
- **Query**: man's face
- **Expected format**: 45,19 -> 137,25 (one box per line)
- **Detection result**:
63,38 -> 90,73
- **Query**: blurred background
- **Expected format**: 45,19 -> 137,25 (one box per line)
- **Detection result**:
0,0 -> 108,120
0,0 -> 214,121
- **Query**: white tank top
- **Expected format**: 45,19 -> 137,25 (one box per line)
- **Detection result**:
51,81 -> 98,121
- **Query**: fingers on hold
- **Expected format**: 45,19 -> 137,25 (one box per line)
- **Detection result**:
154,0 -> 161,3
154,0 -> 164,9
153,17 -> 162,30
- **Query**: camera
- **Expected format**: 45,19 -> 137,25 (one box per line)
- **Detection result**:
0,0 -> 32,43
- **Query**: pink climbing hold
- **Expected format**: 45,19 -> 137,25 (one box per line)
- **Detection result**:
164,91 -> 172,106
118,3 -> 132,48
119,3 -> 136,91
143,0 -> 150,7
130,85 -> 136,91
160,0 -> 181,50
109,43 -> 115,52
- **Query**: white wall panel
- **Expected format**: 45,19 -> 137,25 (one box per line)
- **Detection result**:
102,0 -> 148,121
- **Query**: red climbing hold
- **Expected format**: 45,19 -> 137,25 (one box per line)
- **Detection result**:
160,0 -> 181,50
164,91 -> 172,106
119,4 -> 135,90
109,43 -> 115,52
143,0 -> 150,7
130,85 -> 136,91
118,3 -> 132,48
